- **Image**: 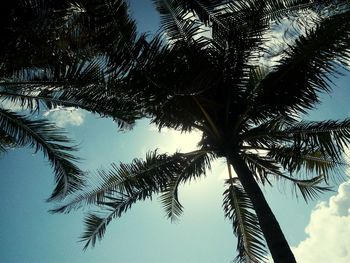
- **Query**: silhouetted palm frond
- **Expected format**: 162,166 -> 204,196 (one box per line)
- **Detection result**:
30,0 -> 350,261
223,178 -> 267,263
0,107 -> 83,199
159,150 -> 213,221
253,9 -> 350,119
293,175 -> 333,202
170,0 -> 227,25
51,150 -> 180,213
53,149 -> 214,248
153,0 -> 207,44
268,145 -> 347,177
0,128 -> 16,153
280,119 -> 350,162
242,152 -> 281,184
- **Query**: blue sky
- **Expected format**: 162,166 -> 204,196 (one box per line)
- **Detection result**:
1,1 -> 350,263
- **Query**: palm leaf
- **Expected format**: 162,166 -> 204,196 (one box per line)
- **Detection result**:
80,187 -> 152,250
51,150 -> 191,214
153,0 -> 206,44
0,107 -> 83,200
54,150 -> 213,248
223,178 -> 267,263
253,9 -> 350,117
243,118 -> 350,165
171,0 -> 227,25
275,173 -> 334,202
159,151 -> 212,221
81,212 -> 111,250
267,145 -> 347,178
292,175 -> 333,202
1,61 -> 143,129
241,152 -> 281,185
0,128 -> 16,153
281,119 -> 350,162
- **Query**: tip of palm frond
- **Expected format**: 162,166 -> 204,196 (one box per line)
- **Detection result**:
46,169 -> 86,202
48,204 -> 69,214
0,108 -> 86,202
293,175 -> 334,203
79,212 -> 111,251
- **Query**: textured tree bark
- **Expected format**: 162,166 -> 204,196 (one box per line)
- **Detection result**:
229,154 -> 297,263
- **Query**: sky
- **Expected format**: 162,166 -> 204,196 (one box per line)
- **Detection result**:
1,1 -> 350,263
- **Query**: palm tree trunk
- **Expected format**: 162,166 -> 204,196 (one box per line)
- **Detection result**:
228,154 -> 296,263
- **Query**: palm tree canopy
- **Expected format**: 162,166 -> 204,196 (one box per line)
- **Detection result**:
0,0 -> 149,199
9,0 -> 350,262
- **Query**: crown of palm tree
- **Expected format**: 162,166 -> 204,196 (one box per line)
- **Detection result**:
5,0 -> 350,262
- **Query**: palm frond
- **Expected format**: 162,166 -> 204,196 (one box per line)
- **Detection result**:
51,150 -> 194,214
54,149 -> 213,248
1,57 -> 105,87
159,151 -> 212,221
243,117 -> 350,166
267,145 -> 347,178
170,0 -> 227,25
240,115 -> 296,143
1,63 -> 143,130
0,57 -> 106,114
225,0 -> 349,27
241,152 -> 281,185
215,0 -> 314,44
159,178 -> 184,221
153,0 -> 206,44
292,175 -> 333,202
81,212 -> 111,250
253,9 -> 350,117
80,187 -> 152,250
0,107 -> 84,200
281,119 -> 350,162
223,178 -> 267,263
276,173 -> 334,202
0,128 -> 16,153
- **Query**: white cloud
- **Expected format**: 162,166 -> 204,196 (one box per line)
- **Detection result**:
265,149 -> 350,263
291,146 -> 350,263
292,147 -> 350,263
43,106 -> 85,127
266,182 -> 350,263
1,100 -> 85,127
291,180 -> 350,263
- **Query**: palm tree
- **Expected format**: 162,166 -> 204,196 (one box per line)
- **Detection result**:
52,0 -> 350,262
0,0 -> 145,199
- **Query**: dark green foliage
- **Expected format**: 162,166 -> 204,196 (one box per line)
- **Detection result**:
5,0 -> 350,262
223,178 -> 267,263
52,150 -> 213,246
167,0 -> 228,25
0,0 -> 146,199
0,108 -> 83,200
53,1 -> 350,261
255,9 -> 350,117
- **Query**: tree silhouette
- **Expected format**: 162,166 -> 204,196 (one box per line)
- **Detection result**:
8,0 -> 350,262
0,0 -> 143,199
